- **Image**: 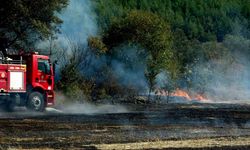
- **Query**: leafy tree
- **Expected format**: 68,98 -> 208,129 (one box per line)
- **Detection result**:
0,0 -> 68,52
102,10 -> 174,99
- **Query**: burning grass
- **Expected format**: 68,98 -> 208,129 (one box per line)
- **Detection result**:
155,88 -> 209,102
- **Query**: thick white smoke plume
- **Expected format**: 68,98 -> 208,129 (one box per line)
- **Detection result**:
37,0 -> 97,48
58,0 -> 98,46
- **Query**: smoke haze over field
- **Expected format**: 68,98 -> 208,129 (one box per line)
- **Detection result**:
182,35 -> 250,102
153,35 -> 250,103
54,92 -> 128,114
37,0 -> 250,104
61,103 -> 128,114
202,56 -> 250,101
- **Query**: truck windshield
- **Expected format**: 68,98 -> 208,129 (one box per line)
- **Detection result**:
38,59 -> 51,74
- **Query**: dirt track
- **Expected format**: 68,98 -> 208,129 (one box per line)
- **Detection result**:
1,103 -> 250,149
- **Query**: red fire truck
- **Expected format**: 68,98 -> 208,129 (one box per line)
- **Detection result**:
0,51 -> 55,111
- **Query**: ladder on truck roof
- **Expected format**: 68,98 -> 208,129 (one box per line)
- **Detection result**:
0,51 -> 25,64
0,59 -> 25,64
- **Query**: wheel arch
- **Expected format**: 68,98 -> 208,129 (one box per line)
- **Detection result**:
32,86 -> 45,94
27,86 -> 47,105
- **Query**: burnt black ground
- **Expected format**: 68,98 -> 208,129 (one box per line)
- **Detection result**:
0,103 -> 250,149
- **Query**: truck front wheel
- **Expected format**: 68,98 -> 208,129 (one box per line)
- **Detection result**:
27,92 -> 45,112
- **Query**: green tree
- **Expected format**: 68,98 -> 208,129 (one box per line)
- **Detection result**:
0,0 -> 68,52
102,10 -> 174,99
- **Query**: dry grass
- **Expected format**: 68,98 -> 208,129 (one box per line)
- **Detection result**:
94,137 -> 250,149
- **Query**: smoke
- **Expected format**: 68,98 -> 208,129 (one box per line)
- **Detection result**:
153,34 -> 250,103
206,63 -> 250,101
54,0 -> 149,94
187,35 -> 250,102
110,45 -> 149,92
58,0 -> 97,46
37,0 -> 97,49
35,0 -> 99,80
155,71 -> 175,92
36,0 -> 133,110
111,60 -> 147,91
155,72 -> 168,89
54,92 -> 128,114
60,103 -> 128,114
39,0 -> 250,104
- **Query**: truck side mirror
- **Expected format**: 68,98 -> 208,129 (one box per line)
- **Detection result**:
44,63 -> 51,75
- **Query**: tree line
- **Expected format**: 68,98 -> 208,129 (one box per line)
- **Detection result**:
1,0 -> 250,102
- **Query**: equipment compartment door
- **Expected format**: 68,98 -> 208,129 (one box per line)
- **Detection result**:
9,72 -> 24,91
0,65 -> 7,92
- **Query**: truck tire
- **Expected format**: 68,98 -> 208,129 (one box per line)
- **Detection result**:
27,92 -> 45,112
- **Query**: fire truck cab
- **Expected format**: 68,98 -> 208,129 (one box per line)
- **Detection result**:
0,51 -> 55,111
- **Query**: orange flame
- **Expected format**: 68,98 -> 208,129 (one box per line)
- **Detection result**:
170,89 -> 191,100
156,88 -> 207,101
193,94 -> 207,101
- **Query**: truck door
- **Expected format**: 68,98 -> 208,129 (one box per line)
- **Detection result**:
35,58 -> 51,89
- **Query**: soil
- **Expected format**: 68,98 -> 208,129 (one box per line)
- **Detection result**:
0,102 -> 250,149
